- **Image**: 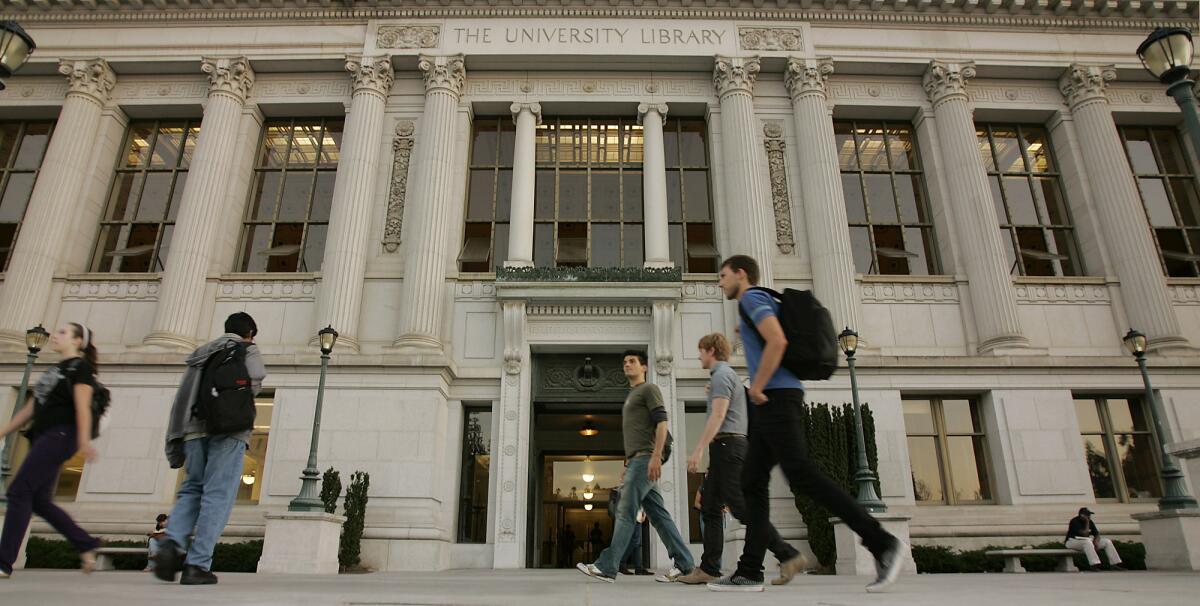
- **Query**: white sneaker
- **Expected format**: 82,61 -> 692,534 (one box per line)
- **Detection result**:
654,566 -> 682,583
576,562 -> 616,583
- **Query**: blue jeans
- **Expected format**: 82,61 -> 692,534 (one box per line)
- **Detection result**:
593,456 -> 694,577
165,435 -> 246,571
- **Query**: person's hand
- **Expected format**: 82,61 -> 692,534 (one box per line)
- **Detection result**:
687,451 -> 702,473
694,490 -> 703,510
78,441 -> 98,463
749,387 -> 768,405
648,457 -> 662,482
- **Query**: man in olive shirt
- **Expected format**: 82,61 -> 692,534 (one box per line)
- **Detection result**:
578,351 -> 695,583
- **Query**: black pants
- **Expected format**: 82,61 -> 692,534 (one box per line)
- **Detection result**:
735,389 -> 893,581
699,435 -> 798,577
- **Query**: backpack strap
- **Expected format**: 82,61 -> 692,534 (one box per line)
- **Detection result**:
736,286 -> 781,342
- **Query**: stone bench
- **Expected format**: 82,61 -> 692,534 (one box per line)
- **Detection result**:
985,549 -> 1079,573
94,547 -> 148,571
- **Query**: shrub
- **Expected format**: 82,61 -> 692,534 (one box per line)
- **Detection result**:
24,537 -> 263,572
322,467 -> 343,515
211,540 -> 264,572
912,541 -> 1146,573
339,470 -> 370,571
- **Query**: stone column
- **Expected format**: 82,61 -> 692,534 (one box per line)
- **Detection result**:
1060,64 -> 1189,351
922,60 -> 1027,353
394,55 -> 466,351
714,56 -> 775,285
639,103 -> 672,268
0,59 -> 115,348
145,57 -> 255,349
311,55 -> 394,353
785,57 -> 862,334
505,102 -> 540,268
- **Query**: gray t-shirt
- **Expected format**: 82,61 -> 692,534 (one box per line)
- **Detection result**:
622,382 -> 665,458
708,361 -> 748,436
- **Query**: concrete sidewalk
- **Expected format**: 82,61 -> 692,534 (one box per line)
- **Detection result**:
0,568 -> 1196,605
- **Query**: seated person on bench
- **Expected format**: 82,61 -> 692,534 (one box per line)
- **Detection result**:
1065,507 -> 1124,571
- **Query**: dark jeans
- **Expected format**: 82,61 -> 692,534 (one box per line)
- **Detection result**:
700,435 -> 799,577
0,425 -> 99,574
735,389 -> 893,581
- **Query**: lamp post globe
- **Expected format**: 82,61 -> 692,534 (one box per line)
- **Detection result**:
25,323 -> 49,353
0,21 -> 36,90
838,327 -> 859,357
1137,27 -> 1194,85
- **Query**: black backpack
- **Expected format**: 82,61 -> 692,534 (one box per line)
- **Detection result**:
68,359 -> 110,439
738,286 -> 838,381
194,341 -> 256,435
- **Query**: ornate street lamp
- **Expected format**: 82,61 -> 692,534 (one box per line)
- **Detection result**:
1136,28 -> 1200,166
838,327 -> 886,512
1122,328 -> 1198,510
0,21 -> 37,90
0,324 -> 50,502
289,325 -> 338,512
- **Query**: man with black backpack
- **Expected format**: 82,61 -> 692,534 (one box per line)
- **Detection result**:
156,312 -> 266,585
707,256 -> 907,593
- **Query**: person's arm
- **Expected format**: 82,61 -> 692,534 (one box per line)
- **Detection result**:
688,398 -> 728,473
73,382 -> 97,462
0,398 -> 34,439
1091,521 -> 1100,538
244,342 -> 267,395
748,314 -> 787,405
648,420 -> 668,481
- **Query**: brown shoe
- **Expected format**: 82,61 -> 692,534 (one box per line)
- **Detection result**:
676,568 -> 719,585
771,553 -> 815,586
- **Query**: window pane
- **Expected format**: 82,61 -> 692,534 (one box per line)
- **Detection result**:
683,171 -> 711,222
1022,126 -> 1054,173
1074,399 -> 1103,433
989,176 -> 1007,223
873,225 -> 908,275
495,169 -> 513,222
310,172 -> 335,223
592,223 -> 620,267
266,223 -> 303,272
1115,434 -> 1162,499
686,223 -> 717,273
896,174 -> 927,223
835,122 -> 859,170
459,222 -> 492,272
260,125 -> 290,168
991,127 -> 1025,172
863,173 -> 897,223
93,225 -> 123,272
1037,177 -> 1069,225
1169,178 -> 1200,226
666,171 -> 682,222
903,399 -> 936,434
11,123 -> 51,170
472,120 -> 499,165
288,123 -> 322,167
999,228 -> 1018,274
156,224 -> 174,271
0,123 -> 20,166
1016,227 -> 1055,276
1053,229 -> 1081,276
535,170 -> 555,220
1082,435 -> 1117,499
1003,176 -> 1039,224
467,169 -> 495,222
277,171 -> 315,222
302,223 -> 326,273
592,171 -> 620,221
498,120 -> 516,166
623,172 -> 643,222
849,226 -> 872,274
887,125 -> 918,171
249,172 -> 281,221
136,172 -> 173,221
534,222 -> 553,268
557,222 -> 587,266
126,123 -> 154,168
150,125 -> 185,168
622,223 -> 644,268
679,121 -> 707,167
493,223 -> 509,269
240,224 -> 271,272
977,130 -> 996,172
459,409 -> 492,543
105,173 -> 143,221
167,173 -> 187,222
663,123 -> 679,169
180,126 -> 200,168
120,223 -> 159,272
1152,128 -> 1188,174
0,172 -> 35,221
1123,128 -> 1159,174
1139,178 -> 1177,226
942,400 -> 981,433
1106,398 -> 1149,433
0,223 -> 16,270
856,124 -> 888,170
946,435 -> 991,502
1157,228 -> 1199,277
668,223 -> 684,268
907,436 -> 944,502
842,174 -> 867,223
559,171 -> 587,220
905,227 -> 935,275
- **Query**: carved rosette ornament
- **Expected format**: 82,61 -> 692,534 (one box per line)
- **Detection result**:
738,27 -> 804,51
922,60 -> 977,107
1059,64 -> 1117,110
784,57 -> 834,100
383,120 -> 415,253
346,55 -> 395,96
763,127 -> 796,255
713,55 -> 761,98
58,58 -> 116,102
376,25 -> 440,49
200,56 -> 255,102
418,54 -> 466,96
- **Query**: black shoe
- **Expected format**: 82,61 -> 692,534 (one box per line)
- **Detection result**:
634,569 -> 653,576
619,566 -> 634,575
180,565 -> 218,585
1110,564 -> 1127,571
1081,565 -> 1101,572
152,540 -> 184,583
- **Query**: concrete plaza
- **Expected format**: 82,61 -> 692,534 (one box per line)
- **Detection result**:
0,569 -> 1197,606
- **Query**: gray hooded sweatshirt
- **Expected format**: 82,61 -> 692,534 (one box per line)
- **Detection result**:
164,334 -> 266,468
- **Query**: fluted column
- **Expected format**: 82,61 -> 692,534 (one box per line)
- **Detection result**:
0,59 -> 116,348
394,55 -> 466,351
145,57 -> 255,349
311,56 -> 395,353
1060,64 -> 1188,351
922,60 -> 1027,353
714,56 -> 774,285
505,102 -> 540,268
785,57 -> 862,334
639,103 -> 672,268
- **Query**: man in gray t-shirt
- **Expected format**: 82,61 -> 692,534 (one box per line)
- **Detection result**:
677,333 -> 809,586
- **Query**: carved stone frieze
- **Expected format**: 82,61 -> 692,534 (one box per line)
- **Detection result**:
495,266 -> 682,282
376,25 -> 440,49
1169,283 -> 1200,306
200,56 -> 255,101
383,120 -> 416,253
468,77 -> 709,99
58,58 -> 116,102
763,137 -> 796,255
922,60 -> 976,107
215,279 -> 317,301
1014,282 -> 1112,305
453,280 -> 498,301
62,278 -> 159,301
738,27 -> 804,51
860,282 -> 960,304
713,55 -> 760,97
418,54 -> 466,96
1059,64 -> 1117,109
784,57 -> 834,99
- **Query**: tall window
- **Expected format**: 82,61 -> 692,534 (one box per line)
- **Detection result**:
237,394 -> 274,504
0,121 -> 53,271
1074,396 -> 1162,502
459,117 -> 717,272
977,124 -> 1082,277
458,406 -> 492,543
903,397 -> 992,504
238,119 -> 342,273
836,121 -> 939,275
93,121 -> 199,272
1119,126 -> 1200,277
684,403 -> 709,543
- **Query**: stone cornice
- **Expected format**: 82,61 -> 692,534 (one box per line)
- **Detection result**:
5,2 -> 1194,30
346,54 -> 395,96
1059,63 -> 1118,109
785,57 -> 834,100
201,56 -> 254,101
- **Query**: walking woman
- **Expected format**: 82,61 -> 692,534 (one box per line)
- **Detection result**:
0,323 -> 102,578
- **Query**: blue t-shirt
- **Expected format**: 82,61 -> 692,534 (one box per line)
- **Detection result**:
739,288 -> 804,391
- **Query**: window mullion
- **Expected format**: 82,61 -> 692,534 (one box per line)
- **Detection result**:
932,399 -> 955,505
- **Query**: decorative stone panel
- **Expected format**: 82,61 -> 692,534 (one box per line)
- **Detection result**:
377,25 -> 441,49
62,279 -> 160,301
860,281 -> 960,304
215,279 -> 317,302
1014,282 -> 1111,305
738,27 -> 803,51
763,122 -> 795,254
383,120 -> 415,253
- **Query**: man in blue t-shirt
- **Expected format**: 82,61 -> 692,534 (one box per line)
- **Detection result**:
705,255 -> 907,594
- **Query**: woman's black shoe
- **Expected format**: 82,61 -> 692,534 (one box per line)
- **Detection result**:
180,565 -> 218,585
152,540 -> 183,582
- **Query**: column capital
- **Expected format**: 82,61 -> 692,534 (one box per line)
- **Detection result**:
57,58 -> 116,103
637,102 -> 669,124
784,57 -> 834,100
922,60 -> 976,106
345,55 -> 395,96
510,101 -> 543,125
1059,64 -> 1117,109
714,55 -> 761,98
201,56 -> 255,102
418,54 -> 466,96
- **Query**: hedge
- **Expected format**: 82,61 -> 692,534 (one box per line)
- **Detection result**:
24,537 -> 263,572
911,541 -> 1146,573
